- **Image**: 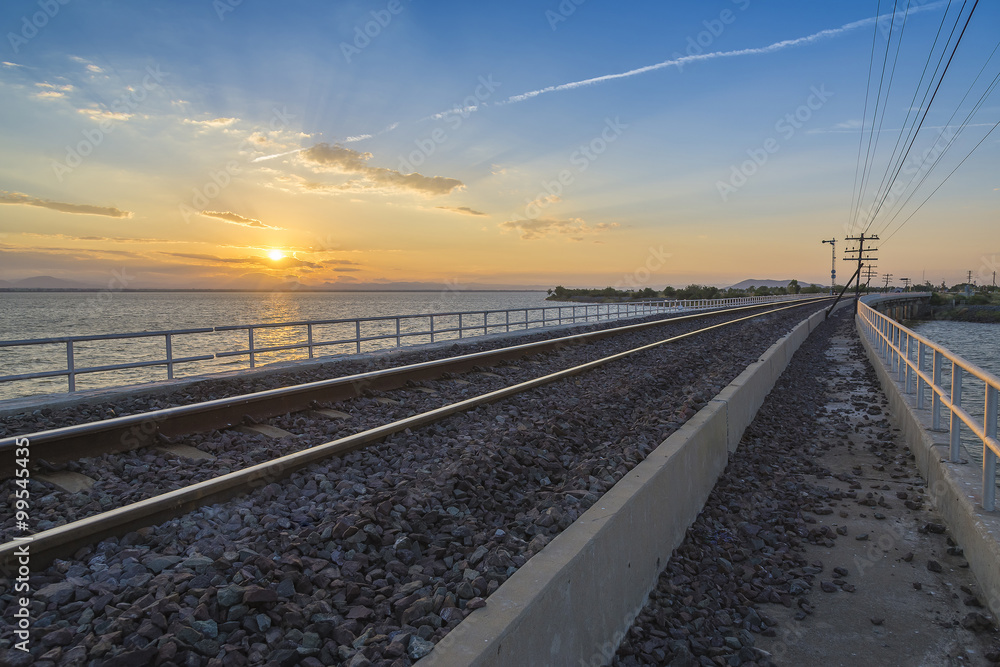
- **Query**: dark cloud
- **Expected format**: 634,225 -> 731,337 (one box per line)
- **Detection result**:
0,190 -> 132,218
436,206 -> 488,216
299,143 -> 464,196
499,217 -> 620,240
200,210 -> 282,230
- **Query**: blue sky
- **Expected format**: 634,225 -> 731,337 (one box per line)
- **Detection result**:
1,0 -> 997,289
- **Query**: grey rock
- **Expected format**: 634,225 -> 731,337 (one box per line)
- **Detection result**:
408,636 -> 435,660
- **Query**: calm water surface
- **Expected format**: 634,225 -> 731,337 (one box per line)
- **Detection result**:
0,291 -> 552,399
910,320 -> 1000,480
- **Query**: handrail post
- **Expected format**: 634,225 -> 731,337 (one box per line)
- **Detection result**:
483,310 -> 488,336
903,333 -> 912,392
506,310 -> 510,332
248,328 -> 256,369
916,341 -> 925,408
356,320 -> 362,353
430,315 -> 435,343
67,341 -> 76,392
396,318 -> 401,348
984,385 -> 998,511
307,324 -> 314,359
166,333 -> 174,380
950,366 -> 963,462
459,313 -> 464,339
932,351 -> 943,430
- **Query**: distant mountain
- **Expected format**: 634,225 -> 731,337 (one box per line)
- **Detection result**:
726,279 -> 816,290
2,276 -> 98,289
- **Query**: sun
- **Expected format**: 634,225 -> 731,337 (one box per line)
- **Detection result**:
267,249 -> 285,261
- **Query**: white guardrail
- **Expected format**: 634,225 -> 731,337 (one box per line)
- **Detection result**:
858,298 -> 1000,510
0,294 -> 816,398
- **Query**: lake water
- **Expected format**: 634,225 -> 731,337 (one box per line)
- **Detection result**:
0,291 -> 554,399
909,320 -> 1000,482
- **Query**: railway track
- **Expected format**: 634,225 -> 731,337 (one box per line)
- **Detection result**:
0,297 -> 829,565
0,299 -> 824,473
0,298 -> 830,666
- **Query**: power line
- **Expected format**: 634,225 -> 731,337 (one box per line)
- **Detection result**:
859,0 -> 967,231
862,0 -> 981,233
877,44 -> 1000,237
882,116 -> 1000,242
861,0 -> 961,232
853,0 -> 903,235
848,0 -> 885,238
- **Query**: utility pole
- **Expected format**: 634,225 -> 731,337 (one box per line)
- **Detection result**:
863,265 -> 878,290
883,273 -> 893,291
843,233 -> 879,312
901,277 -> 912,291
993,271 -> 997,288
822,239 -> 836,295
967,270 -> 974,285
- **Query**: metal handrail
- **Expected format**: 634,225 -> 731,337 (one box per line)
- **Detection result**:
0,294 -> 815,396
857,300 -> 999,510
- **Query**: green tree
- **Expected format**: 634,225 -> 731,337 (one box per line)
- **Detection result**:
787,279 -> 800,294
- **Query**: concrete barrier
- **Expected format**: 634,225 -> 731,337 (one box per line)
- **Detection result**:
421,305 -> 834,666
855,316 -> 1000,621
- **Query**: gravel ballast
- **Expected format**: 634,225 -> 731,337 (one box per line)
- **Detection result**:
0,304 -> 827,666
1,305 -> 815,544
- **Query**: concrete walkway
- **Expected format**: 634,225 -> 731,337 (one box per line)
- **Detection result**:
755,316 -> 998,665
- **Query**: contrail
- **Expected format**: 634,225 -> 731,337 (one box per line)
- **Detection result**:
252,148 -> 305,163
439,1 -> 947,114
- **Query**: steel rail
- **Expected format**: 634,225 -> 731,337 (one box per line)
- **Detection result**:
0,298 -> 830,568
0,298 -> 832,476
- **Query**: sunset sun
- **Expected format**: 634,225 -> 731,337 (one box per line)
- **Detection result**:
267,249 -> 285,261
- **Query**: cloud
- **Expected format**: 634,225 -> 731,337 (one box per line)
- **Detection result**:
500,217 -> 620,240
183,117 -> 239,128
199,210 -> 283,230
158,251 -> 322,270
299,143 -> 464,196
19,232 -> 182,244
0,191 -> 132,218
79,108 -> 132,121
436,206 -> 488,216
2,61 -> 25,68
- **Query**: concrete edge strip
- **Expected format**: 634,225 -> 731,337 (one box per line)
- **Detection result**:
855,315 -> 1000,622
421,306 -> 834,666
